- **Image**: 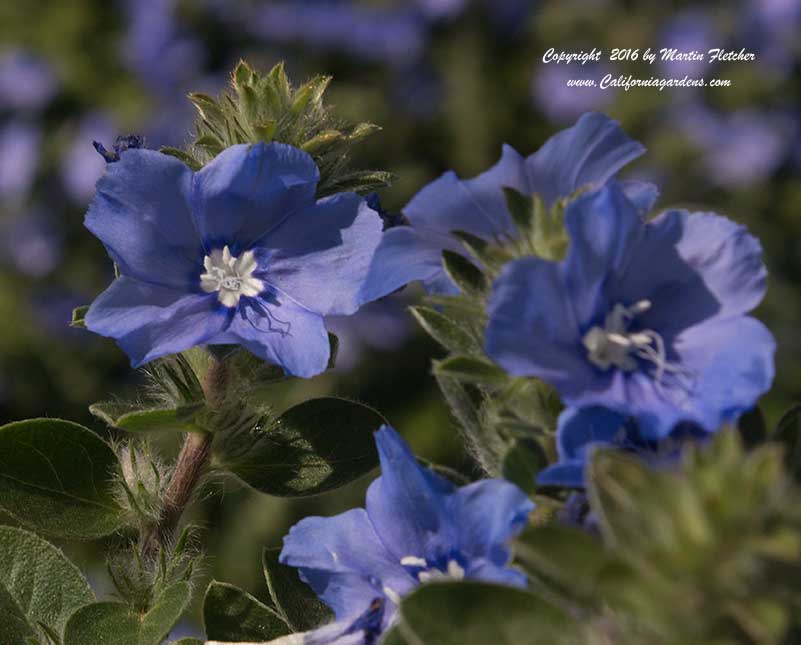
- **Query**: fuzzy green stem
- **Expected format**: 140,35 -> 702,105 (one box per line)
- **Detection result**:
142,356 -> 228,558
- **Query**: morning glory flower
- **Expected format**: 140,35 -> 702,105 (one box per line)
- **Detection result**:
360,112 -> 648,298
84,142 -> 383,377
485,181 -> 776,437
278,425 -> 533,640
537,406 -> 711,489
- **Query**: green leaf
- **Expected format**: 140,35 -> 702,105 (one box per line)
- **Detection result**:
170,640 -> 203,645
70,305 -> 89,329
90,401 -> 205,433
774,403 -> 801,480
263,547 -> 333,631
738,406 -> 767,449
502,187 -> 535,233
204,581 -> 290,642
0,527 -> 94,641
327,332 -> 339,370
64,582 -> 190,645
218,397 -> 384,497
159,147 -> 202,171
501,438 -> 547,495
0,419 -> 123,539
0,581 -> 38,645
410,306 -> 478,354
387,582 -> 579,645
435,355 -> 507,385
442,250 -> 486,294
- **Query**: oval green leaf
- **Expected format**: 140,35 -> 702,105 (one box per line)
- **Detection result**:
0,418 -> 123,539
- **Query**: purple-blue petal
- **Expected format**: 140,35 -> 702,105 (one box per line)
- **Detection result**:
191,142 -> 319,251
213,291 -> 330,378
555,406 -> 628,461
536,462 -> 585,489
85,276 -> 227,367
365,426 -> 456,562
485,257 -> 598,392
525,112 -> 646,206
256,193 -> 383,316
84,149 -> 202,288
448,478 -> 534,567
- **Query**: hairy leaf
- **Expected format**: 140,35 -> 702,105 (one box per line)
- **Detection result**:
0,418 -> 123,539
64,582 -> 190,645
0,527 -> 94,640
387,582 -> 579,645
203,581 -> 290,642
263,547 -> 333,631
218,397 -> 384,497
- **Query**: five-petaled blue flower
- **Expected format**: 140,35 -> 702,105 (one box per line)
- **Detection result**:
360,112 -> 651,298
537,406 -> 711,489
84,142 -> 383,377
278,425 -> 534,640
485,181 -> 776,437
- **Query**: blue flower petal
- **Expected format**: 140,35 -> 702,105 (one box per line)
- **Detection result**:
365,426 -> 456,562
257,193 -> 383,316
448,479 -> 534,567
525,112 -> 645,206
555,406 -> 628,460
536,462 -> 585,489
216,291 -> 330,378
85,149 -> 202,288
619,180 -> 659,215
485,257 -> 598,392
673,316 -> 775,430
85,276 -> 227,367
562,182 -> 643,324
402,144 -> 526,237
462,559 -> 529,588
280,508 -> 412,620
192,142 -> 319,251
359,227 -> 460,301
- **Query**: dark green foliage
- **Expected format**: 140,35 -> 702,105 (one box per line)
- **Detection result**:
63,582 -> 191,645
203,581 -> 291,642
384,581 -> 580,645
774,404 -> 801,481
214,397 -> 385,497
263,547 -> 333,631
0,527 -> 95,643
162,60 -> 392,196
0,419 -> 123,539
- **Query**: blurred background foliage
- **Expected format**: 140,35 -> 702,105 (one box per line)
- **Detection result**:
0,0 -> 799,638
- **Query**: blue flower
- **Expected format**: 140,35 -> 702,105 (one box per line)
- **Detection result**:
84,142 -> 383,377
485,181 -> 776,437
360,112 -> 648,298
538,407 -> 711,489
279,425 -> 533,638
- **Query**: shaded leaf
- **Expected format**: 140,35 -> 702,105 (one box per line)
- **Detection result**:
738,406 -> 767,449
435,355 -> 507,385
442,250 -> 486,294
0,526 -> 94,640
0,419 -> 123,539
90,401 -> 204,433
218,398 -> 384,497
410,306 -> 478,354
0,581 -> 38,645
64,582 -> 190,645
70,305 -> 88,329
501,438 -> 547,495
203,581 -> 290,642
263,547 -> 333,631
774,403 -> 801,481
387,581 -> 579,645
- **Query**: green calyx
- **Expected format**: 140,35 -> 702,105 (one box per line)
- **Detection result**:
160,60 -> 392,197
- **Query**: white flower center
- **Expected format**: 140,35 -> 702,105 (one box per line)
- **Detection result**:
200,245 -> 264,308
582,300 -> 680,383
400,555 -> 466,583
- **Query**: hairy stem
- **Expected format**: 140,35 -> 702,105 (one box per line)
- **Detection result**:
142,356 -> 228,558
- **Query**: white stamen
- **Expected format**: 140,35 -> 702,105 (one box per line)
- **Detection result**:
383,586 -> 402,605
583,300 -> 684,383
200,245 -> 264,308
400,556 -> 428,567
401,556 -> 466,584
